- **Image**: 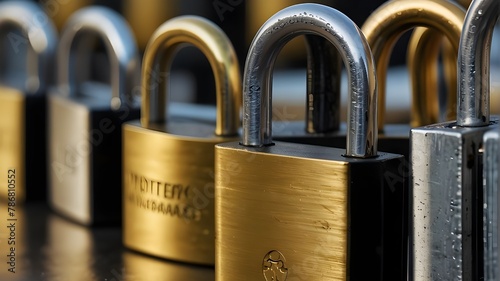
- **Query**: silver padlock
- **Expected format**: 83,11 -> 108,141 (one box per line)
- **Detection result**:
0,2 -> 57,202
48,7 -> 140,225
411,0 -> 500,279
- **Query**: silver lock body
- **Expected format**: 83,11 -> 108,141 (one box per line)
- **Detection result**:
411,0 -> 499,279
48,7 -> 140,225
483,127 -> 500,281
49,84 -> 139,225
411,119 -> 499,280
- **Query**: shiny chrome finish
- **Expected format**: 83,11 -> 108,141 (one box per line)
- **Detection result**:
0,1 -> 57,202
123,16 -> 241,265
241,3 -> 377,158
49,7 -> 139,225
457,0 -> 499,126
411,0 -> 500,279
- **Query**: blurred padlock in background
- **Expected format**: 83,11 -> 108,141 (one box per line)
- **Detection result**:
27,0 -> 500,126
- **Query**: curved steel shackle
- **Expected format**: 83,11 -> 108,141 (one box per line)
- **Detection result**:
0,1 -> 57,94
242,3 -> 377,158
457,0 -> 499,126
141,16 -> 241,137
361,0 -> 465,130
57,6 -> 139,110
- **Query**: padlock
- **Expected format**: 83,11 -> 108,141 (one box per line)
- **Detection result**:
122,16 -> 240,265
274,0 -> 465,161
361,0 -> 465,158
48,7 -> 140,225
0,2 -> 57,202
215,4 -> 406,280
407,0 -> 472,124
411,0 -> 500,279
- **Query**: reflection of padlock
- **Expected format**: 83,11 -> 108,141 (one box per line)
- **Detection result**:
411,0 -> 499,279
48,7 -> 140,225
0,2 -> 57,202
123,16 -> 240,265
215,4 -> 406,280
124,251 -> 215,281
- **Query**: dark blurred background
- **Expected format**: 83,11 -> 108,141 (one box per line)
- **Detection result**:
33,0 -> 407,105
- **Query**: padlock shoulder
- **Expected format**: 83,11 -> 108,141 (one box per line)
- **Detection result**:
124,120 -> 236,143
49,82 -> 131,111
216,140 -> 402,164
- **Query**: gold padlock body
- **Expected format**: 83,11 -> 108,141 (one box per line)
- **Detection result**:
215,141 -> 349,280
0,87 -> 25,202
123,120 -> 237,265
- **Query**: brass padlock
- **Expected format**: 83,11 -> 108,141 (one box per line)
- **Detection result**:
411,0 -> 499,279
361,0 -> 465,158
48,7 -> 140,225
215,4 -> 406,280
406,0 -> 471,124
122,16 -> 240,265
0,2 -> 57,202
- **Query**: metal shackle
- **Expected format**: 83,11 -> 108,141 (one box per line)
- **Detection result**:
57,6 -> 139,110
242,3 -> 377,158
457,0 -> 499,127
0,1 -> 57,94
361,0 -> 465,130
141,16 -> 241,137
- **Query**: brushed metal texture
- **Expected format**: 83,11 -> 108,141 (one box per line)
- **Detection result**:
457,0 -> 500,126
483,128 -> 500,281
411,118 -> 499,280
215,141 -> 406,280
123,121 -> 237,265
123,16 -> 240,265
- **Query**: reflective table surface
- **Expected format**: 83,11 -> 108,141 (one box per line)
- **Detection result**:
0,203 -> 215,281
